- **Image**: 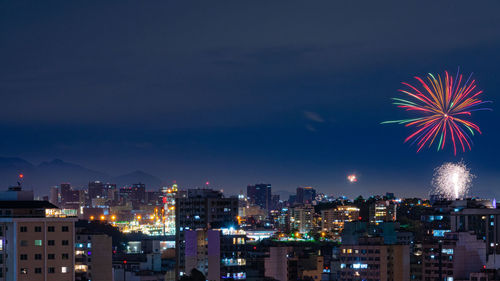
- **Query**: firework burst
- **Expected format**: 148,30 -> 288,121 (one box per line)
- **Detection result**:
382,69 -> 491,154
431,161 -> 474,200
347,174 -> 357,183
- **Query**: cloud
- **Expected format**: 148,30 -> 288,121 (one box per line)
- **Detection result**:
305,124 -> 317,132
303,111 -> 325,123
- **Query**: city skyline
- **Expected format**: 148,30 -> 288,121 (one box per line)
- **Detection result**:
2,1 -> 500,198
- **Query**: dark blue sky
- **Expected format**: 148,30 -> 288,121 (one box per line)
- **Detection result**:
1,1 -> 500,198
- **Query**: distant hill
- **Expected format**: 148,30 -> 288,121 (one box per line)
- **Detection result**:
111,170 -> 163,189
35,159 -> 109,188
0,157 -> 164,196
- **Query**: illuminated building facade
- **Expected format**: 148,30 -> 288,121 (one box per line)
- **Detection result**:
185,228 -> 246,281
339,240 -> 410,281
161,184 -> 177,236
369,200 -> 397,223
290,204 -> 314,234
321,206 -> 360,240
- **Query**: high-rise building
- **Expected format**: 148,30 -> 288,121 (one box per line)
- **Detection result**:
295,187 -> 316,205
0,200 -> 77,281
321,206 -> 360,240
175,189 -> 239,279
49,186 -> 59,206
60,183 -> 80,209
88,181 -> 105,200
60,183 -> 71,201
271,194 -> 280,211
369,200 -> 397,223
184,228 -> 246,281
131,183 -> 146,203
104,183 -> 117,202
290,204 -> 314,234
161,184 -> 177,235
246,184 -> 272,211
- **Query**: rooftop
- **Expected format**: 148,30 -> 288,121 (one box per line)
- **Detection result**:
0,200 -> 58,209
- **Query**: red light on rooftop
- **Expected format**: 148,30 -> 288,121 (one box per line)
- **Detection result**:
19,174 -> 24,179
123,260 -> 127,264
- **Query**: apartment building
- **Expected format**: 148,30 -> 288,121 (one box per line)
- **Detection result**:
0,200 -> 77,281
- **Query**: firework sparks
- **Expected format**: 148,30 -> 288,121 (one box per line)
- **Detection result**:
347,174 -> 357,183
382,70 -> 491,154
431,161 -> 473,200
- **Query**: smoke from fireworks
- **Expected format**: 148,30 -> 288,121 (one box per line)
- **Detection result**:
382,70 -> 491,155
431,161 -> 474,200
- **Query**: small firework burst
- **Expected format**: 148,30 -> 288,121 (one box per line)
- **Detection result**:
347,174 -> 358,183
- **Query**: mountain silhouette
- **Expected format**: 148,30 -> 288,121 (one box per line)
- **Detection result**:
0,157 -> 164,196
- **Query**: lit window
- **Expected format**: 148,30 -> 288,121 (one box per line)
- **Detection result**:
35,240 -> 42,246
61,267 -> 68,273
20,268 -> 28,274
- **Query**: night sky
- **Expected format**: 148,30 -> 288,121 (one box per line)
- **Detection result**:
1,1 -> 500,198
